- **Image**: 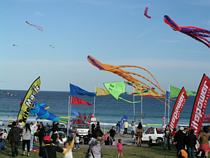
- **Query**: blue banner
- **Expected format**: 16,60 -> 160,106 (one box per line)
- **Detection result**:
70,83 -> 96,96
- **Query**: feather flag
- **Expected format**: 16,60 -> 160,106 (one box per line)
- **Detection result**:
17,76 -> 41,125
70,96 -> 92,106
189,74 -> 210,136
96,87 -> 109,96
70,83 -> 96,96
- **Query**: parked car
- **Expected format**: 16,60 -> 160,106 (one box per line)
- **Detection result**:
142,127 -> 164,144
72,124 -> 89,137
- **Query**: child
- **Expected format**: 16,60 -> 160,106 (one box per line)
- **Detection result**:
75,133 -> 80,149
117,139 -> 123,158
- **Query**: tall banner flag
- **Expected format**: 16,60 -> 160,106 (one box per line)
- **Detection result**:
17,76 -> 41,125
189,74 -> 210,136
70,96 -> 92,106
70,84 -> 96,96
168,87 -> 187,131
96,87 -> 109,96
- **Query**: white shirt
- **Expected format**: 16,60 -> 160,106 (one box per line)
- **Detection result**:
22,128 -> 32,140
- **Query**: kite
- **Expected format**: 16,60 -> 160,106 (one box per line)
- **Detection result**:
87,55 -> 165,98
12,44 -> 17,47
30,102 -> 60,122
49,44 -> 55,48
25,20 -> 43,31
144,7 -> 151,19
104,81 -> 141,103
164,15 -> 210,48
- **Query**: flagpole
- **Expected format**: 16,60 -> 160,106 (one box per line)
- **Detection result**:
133,93 -> 136,121
93,96 -> 96,117
167,96 -> 170,124
67,96 -> 71,137
141,95 -> 143,124
164,92 -> 167,126
167,85 -> 170,124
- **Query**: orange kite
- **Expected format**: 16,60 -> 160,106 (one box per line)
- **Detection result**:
87,55 -> 165,98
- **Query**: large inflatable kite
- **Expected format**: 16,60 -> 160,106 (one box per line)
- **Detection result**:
87,55 -> 164,98
164,15 -> 210,48
30,102 -> 60,122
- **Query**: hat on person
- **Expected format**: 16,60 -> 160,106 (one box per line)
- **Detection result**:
43,135 -> 51,142
179,127 -> 184,131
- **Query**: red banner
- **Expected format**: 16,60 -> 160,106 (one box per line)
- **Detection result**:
169,87 -> 187,131
189,74 -> 210,136
70,96 -> 92,106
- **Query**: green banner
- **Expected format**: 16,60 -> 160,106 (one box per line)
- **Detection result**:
17,76 -> 41,125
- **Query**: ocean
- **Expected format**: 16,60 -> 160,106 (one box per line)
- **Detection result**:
0,90 -> 210,126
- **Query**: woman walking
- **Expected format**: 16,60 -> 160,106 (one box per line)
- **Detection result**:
22,123 -> 32,156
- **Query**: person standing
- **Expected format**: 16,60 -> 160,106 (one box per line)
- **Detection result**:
198,126 -> 210,158
186,129 -> 197,158
74,133 -> 80,149
136,122 -> 143,147
39,135 -> 63,158
123,120 -> 129,134
117,139 -> 123,158
116,121 -> 120,134
173,127 -> 186,157
37,122 -> 46,147
8,121 -> 22,157
109,126 -> 116,145
95,121 -> 104,138
131,121 -> 136,139
30,122 -> 38,151
164,125 -> 172,150
22,123 -> 32,156
86,133 -> 102,158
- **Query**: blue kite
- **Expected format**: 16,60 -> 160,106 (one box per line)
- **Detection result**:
30,102 -> 60,122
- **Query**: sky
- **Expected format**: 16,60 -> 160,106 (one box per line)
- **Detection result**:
0,0 -> 210,92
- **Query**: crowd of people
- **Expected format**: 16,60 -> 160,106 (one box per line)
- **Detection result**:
0,119 -> 210,158
1,121 -> 72,157
163,125 -> 210,158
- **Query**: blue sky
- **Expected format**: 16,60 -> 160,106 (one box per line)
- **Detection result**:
0,0 -> 210,92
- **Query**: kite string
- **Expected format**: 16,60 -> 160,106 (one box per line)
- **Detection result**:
118,96 -> 141,104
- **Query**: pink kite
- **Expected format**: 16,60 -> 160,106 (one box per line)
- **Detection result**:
164,15 -> 210,48
144,7 -> 151,19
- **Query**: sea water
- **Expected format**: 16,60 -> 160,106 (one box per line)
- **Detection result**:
0,90 -> 210,127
